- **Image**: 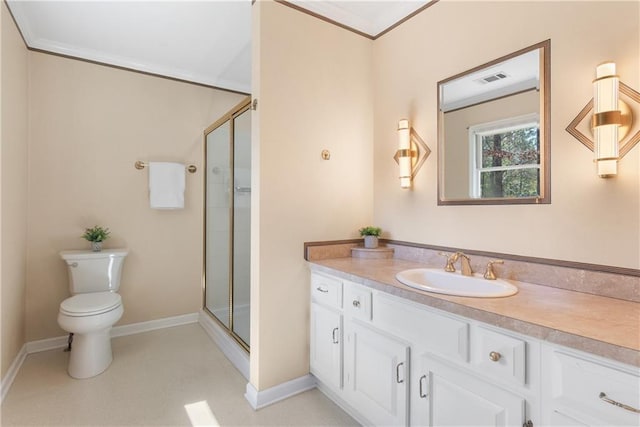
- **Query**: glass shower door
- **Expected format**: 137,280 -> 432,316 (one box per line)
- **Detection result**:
232,108 -> 251,345
204,98 -> 251,350
205,121 -> 232,330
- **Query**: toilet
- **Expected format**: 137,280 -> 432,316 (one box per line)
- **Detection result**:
58,249 -> 128,379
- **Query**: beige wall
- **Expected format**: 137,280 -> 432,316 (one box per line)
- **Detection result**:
26,52 -> 245,341
373,0 -> 639,269
251,1 -> 373,390
1,2 -> 28,377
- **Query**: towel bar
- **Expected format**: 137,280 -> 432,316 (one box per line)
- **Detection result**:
135,161 -> 197,174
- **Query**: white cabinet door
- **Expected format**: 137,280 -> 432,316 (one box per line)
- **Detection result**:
344,320 -> 410,426
310,303 -> 342,391
417,354 -> 526,427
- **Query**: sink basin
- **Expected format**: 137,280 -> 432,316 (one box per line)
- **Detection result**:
395,268 -> 518,298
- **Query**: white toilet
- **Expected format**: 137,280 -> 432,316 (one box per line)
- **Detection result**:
58,249 -> 128,379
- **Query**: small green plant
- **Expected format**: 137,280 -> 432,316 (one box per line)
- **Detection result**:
358,226 -> 382,237
81,225 -> 111,242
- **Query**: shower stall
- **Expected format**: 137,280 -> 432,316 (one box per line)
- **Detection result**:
204,97 -> 251,350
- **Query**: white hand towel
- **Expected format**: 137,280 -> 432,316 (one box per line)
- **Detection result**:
148,162 -> 185,209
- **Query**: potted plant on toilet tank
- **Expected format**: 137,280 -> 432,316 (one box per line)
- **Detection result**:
359,226 -> 382,249
81,225 -> 111,252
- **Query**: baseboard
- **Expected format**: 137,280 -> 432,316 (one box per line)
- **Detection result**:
199,310 -> 316,411
3,312 -> 200,403
111,312 -> 199,338
0,344 -> 27,403
25,312 -> 200,354
25,335 -> 69,353
244,374 -> 317,410
198,310 -> 249,380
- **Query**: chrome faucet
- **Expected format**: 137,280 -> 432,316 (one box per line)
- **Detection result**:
438,252 -> 473,276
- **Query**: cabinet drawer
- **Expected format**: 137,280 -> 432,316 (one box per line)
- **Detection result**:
472,326 -> 526,386
344,283 -> 372,321
375,293 -> 469,363
311,273 -> 343,309
548,349 -> 640,426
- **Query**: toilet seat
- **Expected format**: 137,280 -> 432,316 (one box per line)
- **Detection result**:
60,292 -> 122,317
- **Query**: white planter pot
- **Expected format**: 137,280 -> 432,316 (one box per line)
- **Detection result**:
364,236 -> 379,249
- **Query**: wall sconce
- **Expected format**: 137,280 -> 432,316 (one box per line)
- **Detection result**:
393,119 -> 430,189
566,62 -> 640,178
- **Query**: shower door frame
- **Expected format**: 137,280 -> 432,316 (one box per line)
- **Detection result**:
203,96 -> 252,352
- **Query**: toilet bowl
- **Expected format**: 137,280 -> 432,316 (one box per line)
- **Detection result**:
58,249 -> 128,379
58,292 -> 123,378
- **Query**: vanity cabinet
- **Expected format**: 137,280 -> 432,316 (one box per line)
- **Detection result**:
309,270 -> 639,427
542,346 -> 640,426
311,274 -> 410,425
376,291 -> 537,427
418,354 -> 525,426
310,272 -> 534,426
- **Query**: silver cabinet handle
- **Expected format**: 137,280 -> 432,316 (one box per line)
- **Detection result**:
419,374 -> 428,398
396,362 -> 404,384
489,351 -> 502,362
316,286 -> 329,293
69,262 -> 78,268
331,327 -> 339,344
599,392 -> 640,413
352,300 -> 360,308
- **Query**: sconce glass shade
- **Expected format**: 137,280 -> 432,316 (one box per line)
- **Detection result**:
593,62 -> 620,177
398,119 -> 412,188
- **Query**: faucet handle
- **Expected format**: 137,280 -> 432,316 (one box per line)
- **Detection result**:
483,260 -> 504,280
437,252 -> 456,272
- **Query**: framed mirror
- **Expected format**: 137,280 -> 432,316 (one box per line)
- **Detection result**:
438,40 -> 550,205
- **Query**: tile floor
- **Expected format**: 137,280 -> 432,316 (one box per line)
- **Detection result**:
1,323 -> 356,426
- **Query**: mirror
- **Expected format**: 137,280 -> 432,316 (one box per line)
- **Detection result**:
438,40 -> 550,205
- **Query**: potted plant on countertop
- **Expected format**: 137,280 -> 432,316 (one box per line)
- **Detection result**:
82,225 -> 111,252
359,226 -> 382,249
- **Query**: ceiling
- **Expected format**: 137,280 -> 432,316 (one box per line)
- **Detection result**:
441,49 -> 540,112
7,1 -> 433,95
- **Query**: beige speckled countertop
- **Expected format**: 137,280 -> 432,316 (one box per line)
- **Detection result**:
309,257 -> 640,367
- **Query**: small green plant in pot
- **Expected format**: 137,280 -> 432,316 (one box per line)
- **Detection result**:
359,226 -> 382,249
82,225 -> 111,252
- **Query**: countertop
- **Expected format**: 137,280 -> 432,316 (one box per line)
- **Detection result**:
308,257 -> 640,367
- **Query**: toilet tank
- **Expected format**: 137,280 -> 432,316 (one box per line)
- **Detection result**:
60,249 -> 128,294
